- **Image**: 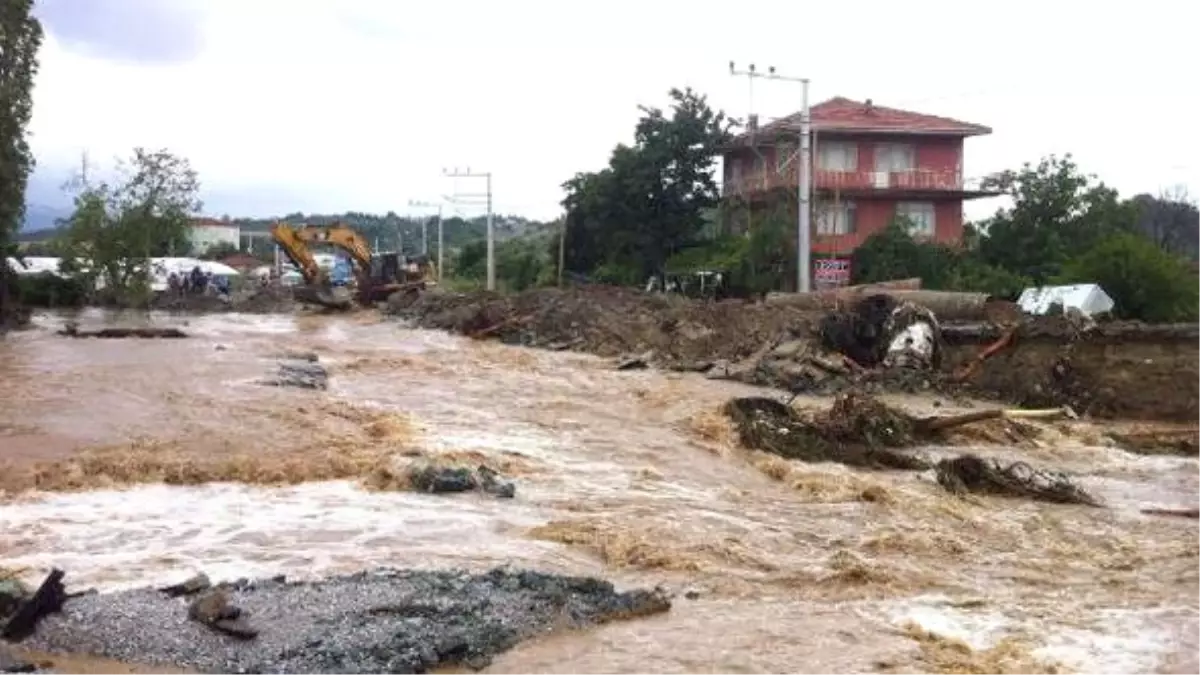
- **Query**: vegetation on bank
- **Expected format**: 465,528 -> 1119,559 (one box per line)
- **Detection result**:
0,0 -> 43,327
2,2 -> 1194,322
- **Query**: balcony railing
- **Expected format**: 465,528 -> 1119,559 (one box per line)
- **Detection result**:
722,166 -> 971,198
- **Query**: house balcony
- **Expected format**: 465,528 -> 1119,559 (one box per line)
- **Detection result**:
722,166 -> 998,201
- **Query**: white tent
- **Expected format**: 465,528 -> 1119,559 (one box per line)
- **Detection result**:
1017,283 -> 1115,317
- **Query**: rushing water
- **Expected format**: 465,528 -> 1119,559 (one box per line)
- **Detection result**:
0,310 -> 1196,673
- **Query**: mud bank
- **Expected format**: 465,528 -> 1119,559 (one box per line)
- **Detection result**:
387,287 -> 1200,422
23,568 -> 669,673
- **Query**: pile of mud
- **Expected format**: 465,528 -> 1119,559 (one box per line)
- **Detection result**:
388,285 -> 818,367
150,285 -> 296,314
24,568 -> 671,673
389,286 -> 1199,422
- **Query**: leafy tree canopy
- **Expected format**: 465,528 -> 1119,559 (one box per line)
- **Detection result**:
561,87 -> 734,283
57,148 -> 201,299
976,154 -> 1136,284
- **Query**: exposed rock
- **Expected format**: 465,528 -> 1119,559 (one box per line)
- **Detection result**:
0,579 -> 30,623
159,573 -> 212,598
263,361 -> 329,390
0,645 -> 34,673
476,465 -> 516,499
407,464 -> 517,499
188,589 -> 258,641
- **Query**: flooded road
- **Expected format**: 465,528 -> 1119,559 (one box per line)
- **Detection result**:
1,310 -> 1197,673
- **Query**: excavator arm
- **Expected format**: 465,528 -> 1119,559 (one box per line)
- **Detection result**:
269,223 -> 324,284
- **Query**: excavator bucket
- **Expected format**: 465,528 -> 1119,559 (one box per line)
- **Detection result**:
294,284 -> 355,310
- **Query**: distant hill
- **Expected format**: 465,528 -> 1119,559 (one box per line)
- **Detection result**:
21,203 -> 71,232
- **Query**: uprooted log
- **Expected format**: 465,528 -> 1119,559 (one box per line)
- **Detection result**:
934,455 -> 1101,506
1,569 -> 66,642
723,393 -> 930,470
58,323 -> 187,339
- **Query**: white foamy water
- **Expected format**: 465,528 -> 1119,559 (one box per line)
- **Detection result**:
877,595 -> 1193,673
0,482 -> 569,592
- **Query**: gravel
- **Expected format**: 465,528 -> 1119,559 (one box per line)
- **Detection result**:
24,568 -> 671,673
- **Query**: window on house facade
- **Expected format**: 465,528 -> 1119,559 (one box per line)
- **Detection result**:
817,141 -> 857,171
817,200 -> 856,235
896,202 -> 936,237
875,143 -> 915,172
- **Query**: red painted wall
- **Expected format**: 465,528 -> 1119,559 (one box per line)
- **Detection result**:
802,198 -> 964,255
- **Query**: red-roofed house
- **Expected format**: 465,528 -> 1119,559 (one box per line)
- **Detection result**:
721,96 -> 998,265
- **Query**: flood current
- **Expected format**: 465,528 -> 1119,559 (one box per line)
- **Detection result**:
0,310 -> 1196,673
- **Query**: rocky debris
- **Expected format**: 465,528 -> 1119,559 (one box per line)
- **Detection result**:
159,573 -> 212,598
25,567 -> 671,673
261,355 -> 329,390
188,589 -> 259,640
274,350 -> 319,363
723,393 -> 930,470
0,577 -> 29,625
2,570 -> 67,642
408,464 -> 516,499
615,351 -> 653,371
57,322 -> 188,339
935,454 -> 1101,506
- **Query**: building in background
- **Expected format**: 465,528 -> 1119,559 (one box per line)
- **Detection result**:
188,218 -> 241,255
720,97 -> 999,283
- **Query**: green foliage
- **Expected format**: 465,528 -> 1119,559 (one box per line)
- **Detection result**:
0,0 -> 43,324
853,218 -> 1029,298
976,155 -> 1136,284
200,241 -> 240,260
451,233 -> 555,293
562,87 -> 734,282
57,148 -> 201,302
14,272 -> 88,308
1058,233 -> 1199,323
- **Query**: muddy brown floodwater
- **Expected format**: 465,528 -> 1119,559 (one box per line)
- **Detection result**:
1,309 -> 1197,673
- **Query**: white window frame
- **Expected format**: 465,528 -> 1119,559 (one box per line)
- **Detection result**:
817,141 -> 858,171
817,200 -> 856,235
875,142 -> 915,173
896,202 -> 936,237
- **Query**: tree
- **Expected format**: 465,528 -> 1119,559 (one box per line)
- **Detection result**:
0,0 -> 43,326
1128,187 -> 1199,260
976,155 -> 1136,284
853,218 -> 1029,298
561,88 -> 735,283
58,148 -> 202,301
1058,232 -> 1198,322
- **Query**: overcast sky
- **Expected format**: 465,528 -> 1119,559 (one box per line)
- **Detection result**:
26,0 -> 1198,222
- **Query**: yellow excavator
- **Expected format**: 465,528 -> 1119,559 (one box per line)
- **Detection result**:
269,222 -> 437,309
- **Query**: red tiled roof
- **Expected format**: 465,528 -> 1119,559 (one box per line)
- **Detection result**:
739,96 -> 991,142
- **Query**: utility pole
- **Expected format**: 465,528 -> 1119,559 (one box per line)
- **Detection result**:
557,215 -> 566,287
409,199 -> 444,280
729,61 -> 813,292
443,168 -> 494,291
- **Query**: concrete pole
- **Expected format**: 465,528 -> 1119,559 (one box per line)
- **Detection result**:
797,79 -> 812,293
436,204 -> 444,281
485,173 -> 495,292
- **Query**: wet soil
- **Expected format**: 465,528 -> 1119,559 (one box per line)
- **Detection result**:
389,287 -> 1200,422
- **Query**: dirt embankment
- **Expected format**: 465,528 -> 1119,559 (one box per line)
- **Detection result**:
387,286 -> 1200,423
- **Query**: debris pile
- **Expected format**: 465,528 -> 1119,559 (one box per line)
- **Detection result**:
405,464 -> 516,499
722,393 -> 928,470
58,322 -> 188,339
25,568 -> 672,673
260,353 -> 330,390
934,455 -> 1101,506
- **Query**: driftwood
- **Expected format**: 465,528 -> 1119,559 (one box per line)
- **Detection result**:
59,323 -> 188,339
1140,507 -> 1200,519
1,569 -> 66,642
935,455 -> 1100,506
941,321 -> 1200,345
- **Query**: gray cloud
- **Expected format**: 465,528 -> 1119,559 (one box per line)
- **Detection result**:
35,0 -> 204,64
